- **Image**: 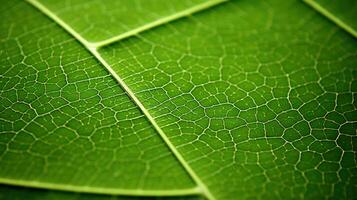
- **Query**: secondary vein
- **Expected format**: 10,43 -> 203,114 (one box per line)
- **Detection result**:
89,0 -> 227,49
0,178 -> 201,196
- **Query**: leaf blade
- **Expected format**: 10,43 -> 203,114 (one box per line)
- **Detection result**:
1,0 -> 356,199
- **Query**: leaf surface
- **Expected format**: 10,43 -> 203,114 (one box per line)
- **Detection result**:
0,0 -> 196,195
0,0 -> 356,200
99,0 -> 357,199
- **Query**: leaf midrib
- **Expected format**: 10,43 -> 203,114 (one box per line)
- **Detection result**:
22,0 -> 228,199
304,0 -> 357,38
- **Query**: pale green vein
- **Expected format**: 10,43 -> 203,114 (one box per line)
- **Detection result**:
90,0 -> 227,49
26,0 -> 91,48
0,178 -> 201,196
304,0 -> 357,38
25,0 -> 221,199
90,49 -> 216,200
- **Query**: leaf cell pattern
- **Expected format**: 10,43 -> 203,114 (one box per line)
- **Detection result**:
100,0 -> 357,199
0,0 -> 195,193
0,0 -> 356,200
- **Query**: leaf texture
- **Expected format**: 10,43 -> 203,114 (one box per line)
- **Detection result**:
0,0 -> 196,194
0,0 -> 356,200
99,0 -> 357,199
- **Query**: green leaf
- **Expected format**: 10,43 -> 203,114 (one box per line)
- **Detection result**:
1,0 -> 356,200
